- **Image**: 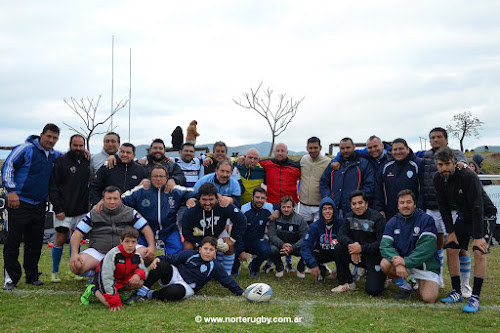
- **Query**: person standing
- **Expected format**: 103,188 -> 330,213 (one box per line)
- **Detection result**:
186,120 -> 199,144
2,123 -> 62,289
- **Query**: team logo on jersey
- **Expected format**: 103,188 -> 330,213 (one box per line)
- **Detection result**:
141,199 -> 151,207
387,172 -> 394,177
259,219 -> 264,225
394,229 -> 400,234
234,208 -> 239,213
305,234 -> 309,240
413,227 -> 420,236
200,264 -> 207,273
168,197 -> 175,208
459,189 -> 463,194
289,225 -> 294,232
363,223 -> 370,231
131,175 -> 138,180
407,170 -> 413,178
70,166 -> 76,173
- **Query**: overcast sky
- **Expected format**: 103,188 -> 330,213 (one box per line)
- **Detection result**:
1,1 -> 499,158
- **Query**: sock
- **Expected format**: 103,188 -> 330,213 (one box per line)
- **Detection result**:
52,245 -> 64,273
394,277 -> 411,290
137,286 -> 153,298
472,276 -> 484,299
223,254 -> 235,276
451,275 -> 461,294
437,249 -> 444,284
459,254 -> 471,288
216,252 -> 224,266
285,256 -> 292,265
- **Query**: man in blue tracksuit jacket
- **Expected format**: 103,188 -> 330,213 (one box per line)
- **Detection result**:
2,124 -> 62,289
233,187 -> 273,277
122,165 -> 194,255
301,197 -> 343,282
320,138 -> 375,217
330,135 -> 392,172
374,138 -> 423,221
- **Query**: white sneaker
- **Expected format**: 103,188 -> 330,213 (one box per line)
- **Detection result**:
331,282 -> 357,293
275,270 -> 284,278
461,284 -> 472,298
297,271 -> 306,278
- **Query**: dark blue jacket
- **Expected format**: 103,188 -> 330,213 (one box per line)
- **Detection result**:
122,185 -> 194,241
331,143 -> 392,171
301,197 -> 343,269
159,250 -> 243,295
235,201 -> 274,253
374,152 -> 423,220
2,135 -> 62,205
320,152 -> 375,214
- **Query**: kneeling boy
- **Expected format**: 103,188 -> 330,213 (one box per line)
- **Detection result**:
80,227 -> 147,311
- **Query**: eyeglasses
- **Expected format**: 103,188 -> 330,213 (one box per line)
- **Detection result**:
151,175 -> 167,178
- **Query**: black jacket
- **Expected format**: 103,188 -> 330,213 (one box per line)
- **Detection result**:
337,207 -> 386,255
144,155 -> 186,186
433,167 -> 491,239
89,158 -> 147,205
49,152 -> 90,216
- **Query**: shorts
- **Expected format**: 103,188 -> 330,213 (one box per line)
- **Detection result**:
296,203 -> 319,223
426,209 -> 458,234
407,268 -> 440,284
453,217 -> 487,251
81,248 -> 105,262
161,265 -> 195,299
54,213 -> 87,231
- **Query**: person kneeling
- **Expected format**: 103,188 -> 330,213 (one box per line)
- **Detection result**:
336,191 -> 386,296
80,227 -> 147,311
127,236 -> 244,303
380,190 -> 440,303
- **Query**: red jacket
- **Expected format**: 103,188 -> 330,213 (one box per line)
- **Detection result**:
95,244 -> 147,308
260,158 -> 300,204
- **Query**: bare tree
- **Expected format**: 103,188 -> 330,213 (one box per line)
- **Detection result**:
234,82 -> 304,156
446,111 -> 483,152
63,95 -> 128,150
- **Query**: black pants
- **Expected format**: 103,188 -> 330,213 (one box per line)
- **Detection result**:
310,248 -> 337,278
3,202 -> 46,284
144,261 -> 186,301
335,243 -> 385,296
269,245 -> 305,272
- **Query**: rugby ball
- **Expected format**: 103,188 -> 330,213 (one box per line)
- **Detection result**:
245,283 -> 273,303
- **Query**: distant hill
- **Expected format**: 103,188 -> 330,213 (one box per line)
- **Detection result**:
473,146 -> 500,153
135,141 -> 307,159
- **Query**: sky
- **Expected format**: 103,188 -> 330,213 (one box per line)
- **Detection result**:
1,0 -> 500,158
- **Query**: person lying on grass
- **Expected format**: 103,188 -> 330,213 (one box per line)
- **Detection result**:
126,236 -> 244,303
80,226 -> 147,311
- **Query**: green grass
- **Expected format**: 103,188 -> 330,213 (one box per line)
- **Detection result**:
1,245 -> 500,332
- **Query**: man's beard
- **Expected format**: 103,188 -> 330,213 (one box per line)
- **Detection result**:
68,150 -> 84,160
151,153 -> 164,163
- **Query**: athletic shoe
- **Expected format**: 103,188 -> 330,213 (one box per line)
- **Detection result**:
461,284 -> 472,298
296,271 -> 306,278
441,290 -> 464,303
3,282 -> 16,291
462,297 -> 480,313
393,288 -> 412,300
275,270 -> 284,278
28,280 -> 44,286
126,292 -> 145,305
304,267 -> 312,274
262,263 -> 274,274
331,283 -> 357,293
69,272 -> 84,281
248,266 -> 258,279
80,284 -> 95,305
285,263 -> 295,273
51,272 -> 61,283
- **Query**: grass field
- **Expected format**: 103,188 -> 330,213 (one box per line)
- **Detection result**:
1,244 -> 500,332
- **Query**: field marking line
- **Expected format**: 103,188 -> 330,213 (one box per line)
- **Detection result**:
3,290 -> 500,311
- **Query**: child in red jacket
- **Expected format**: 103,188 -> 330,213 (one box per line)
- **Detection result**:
80,227 -> 147,311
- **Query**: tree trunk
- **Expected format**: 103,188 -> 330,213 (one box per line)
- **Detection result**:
269,135 -> 275,157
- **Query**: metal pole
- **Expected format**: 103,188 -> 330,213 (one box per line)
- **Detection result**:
111,35 -> 114,129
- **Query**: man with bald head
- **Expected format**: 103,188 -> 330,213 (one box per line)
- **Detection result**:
259,143 -> 301,205
233,148 -> 265,205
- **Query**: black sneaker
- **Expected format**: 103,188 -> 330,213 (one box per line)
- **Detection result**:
394,288 -> 412,300
126,292 -> 145,305
28,280 -> 44,286
262,263 -> 274,274
3,282 -> 16,291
